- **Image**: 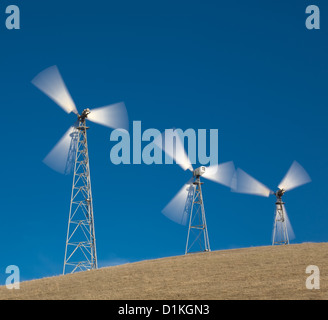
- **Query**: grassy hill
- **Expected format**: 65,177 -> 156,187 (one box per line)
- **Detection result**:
1,243 -> 327,300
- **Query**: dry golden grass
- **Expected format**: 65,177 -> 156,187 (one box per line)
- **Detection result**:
1,242 -> 327,300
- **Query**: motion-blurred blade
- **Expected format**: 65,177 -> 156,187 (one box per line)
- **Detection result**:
87,102 -> 129,131
273,205 -> 295,242
202,161 -> 235,188
154,130 -> 193,172
283,205 -> 295,241
31,65 -> 78,115
231,168 -> 273,197
162,178 -> 194,225
43,126 -> 78,175
278,161 -> 311,192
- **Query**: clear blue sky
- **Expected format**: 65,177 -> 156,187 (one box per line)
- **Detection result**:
1,0 -> 327,282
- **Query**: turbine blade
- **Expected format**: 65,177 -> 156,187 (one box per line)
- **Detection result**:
31,65 -> 78,115
154,130 -> 193,172
87,102 -> 129,131
231,168 -> 273,197
283,205 -> 295,241
202,161 -> 235,188
278,161 -> 311,192
162,178 -> 195,225
273,205 -> 295,243
43,126 -> 78,175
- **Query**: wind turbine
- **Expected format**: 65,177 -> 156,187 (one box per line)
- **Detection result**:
155,130 -> 235,254
32,65 -> 129,274
231,161 -> 311,245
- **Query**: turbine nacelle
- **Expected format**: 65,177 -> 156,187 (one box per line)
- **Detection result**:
193,166 -> 206,178
79,108 -> 91,121
275,188 -> 286,199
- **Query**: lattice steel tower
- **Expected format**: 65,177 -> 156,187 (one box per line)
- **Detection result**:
185,174 -> 210,254
63,110 -> 98,274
